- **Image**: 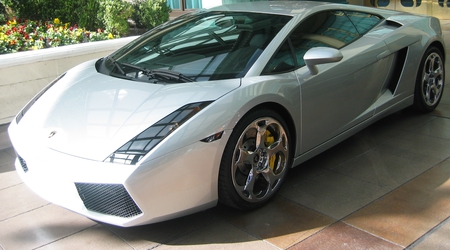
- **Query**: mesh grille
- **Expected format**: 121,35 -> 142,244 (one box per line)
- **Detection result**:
18,155 -> 28,173
75,183 -> 142,218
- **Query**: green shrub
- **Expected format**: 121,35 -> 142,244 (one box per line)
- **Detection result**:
98,0 -> 133,36
132,0 -> 171,29
0,0 -> 18,23
1,0 -> 172,36
76,0 -> 102,31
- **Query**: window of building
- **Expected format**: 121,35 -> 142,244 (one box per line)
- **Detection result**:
167,0 -> 202,10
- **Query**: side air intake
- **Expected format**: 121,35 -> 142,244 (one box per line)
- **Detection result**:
387,47 -> 408,94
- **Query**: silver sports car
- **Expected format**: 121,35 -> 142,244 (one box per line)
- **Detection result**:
9,1 -> 445,226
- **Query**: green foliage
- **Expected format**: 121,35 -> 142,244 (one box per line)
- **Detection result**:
76,0 -> 102,31
98,0 -> 133,35
132,0 -> 171,29
0,0 -> 172,35
0,0 -> 18,23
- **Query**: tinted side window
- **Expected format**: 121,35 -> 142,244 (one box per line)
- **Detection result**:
290,11 -> 359,67
263,10 -> 382,75
346,11 -> 382,35
264,11 -> 359,74
263,40 -> 296,74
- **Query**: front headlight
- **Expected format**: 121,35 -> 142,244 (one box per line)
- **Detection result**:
16,73 -> 66,124
105,101 -> 213,165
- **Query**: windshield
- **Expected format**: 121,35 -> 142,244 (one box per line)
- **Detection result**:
99,11 -> 292,83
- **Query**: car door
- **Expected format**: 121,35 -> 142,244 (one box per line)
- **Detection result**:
298,11 -> 392,152
280,10 -> 391,153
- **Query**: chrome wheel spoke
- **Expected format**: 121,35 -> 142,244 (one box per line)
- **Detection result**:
261,168 -> 278,187
234,147 -> 252,166
242,168 -> 257,199
267,135 -> 288,157
255,121 -> 268,150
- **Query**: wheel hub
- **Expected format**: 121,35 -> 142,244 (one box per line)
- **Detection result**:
254,148 -> 268,171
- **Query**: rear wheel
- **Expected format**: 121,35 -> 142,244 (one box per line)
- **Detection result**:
218,109 -> 291,210
413,47 -> 445,112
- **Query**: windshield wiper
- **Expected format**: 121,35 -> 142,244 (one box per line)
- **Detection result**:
108,56 -> 126,75
121,62 -> 194,83
107,56 -> 133,80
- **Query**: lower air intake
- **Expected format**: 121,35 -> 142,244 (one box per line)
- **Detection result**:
75,183 -> 142,218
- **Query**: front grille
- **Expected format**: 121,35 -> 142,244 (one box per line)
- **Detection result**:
75,183 -> 142,218
18,155 -> 28,173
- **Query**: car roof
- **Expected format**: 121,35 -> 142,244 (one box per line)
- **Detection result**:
207,1 -> 401,19
208,1 -> 334,16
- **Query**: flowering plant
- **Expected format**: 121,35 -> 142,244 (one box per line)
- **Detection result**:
0,17 -> 118,54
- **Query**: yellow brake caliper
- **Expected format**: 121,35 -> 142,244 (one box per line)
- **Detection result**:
265,130 -> 276,171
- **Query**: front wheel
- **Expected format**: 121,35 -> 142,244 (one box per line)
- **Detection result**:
218,109 -> 292,210
413,46 -> 445,112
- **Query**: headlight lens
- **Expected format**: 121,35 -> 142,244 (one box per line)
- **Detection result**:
16,73 -> 66,124
106,101 -> 213,165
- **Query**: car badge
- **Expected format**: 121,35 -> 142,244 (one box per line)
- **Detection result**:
48,131 -> 57,138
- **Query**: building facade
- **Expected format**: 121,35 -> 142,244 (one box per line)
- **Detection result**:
366,0 -> 449,19
167,0 -> 449,20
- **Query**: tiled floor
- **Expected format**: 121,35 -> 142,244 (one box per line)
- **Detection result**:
1,21 -> 450,250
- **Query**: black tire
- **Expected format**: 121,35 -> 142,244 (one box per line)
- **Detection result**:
413,46 -> 445,112
218,108 -> 292,210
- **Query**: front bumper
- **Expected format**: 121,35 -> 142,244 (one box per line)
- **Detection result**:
11,123 -> 230,226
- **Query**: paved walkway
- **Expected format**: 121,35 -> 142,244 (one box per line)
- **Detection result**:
1,21 -> 450,250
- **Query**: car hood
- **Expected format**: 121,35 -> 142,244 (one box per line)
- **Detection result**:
17,59 -> 240,162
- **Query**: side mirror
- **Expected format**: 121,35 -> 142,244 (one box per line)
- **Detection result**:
304,47 -> 343,75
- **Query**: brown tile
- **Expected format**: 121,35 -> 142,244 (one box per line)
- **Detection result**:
344,158 -> 450,247
295,121 -> 401,172
214,196 -> 336,249
0,182 -> 48,221
376,131 -> 450,165
371,109 -> 437,133
411,218 -> 450,250
38,224 -> 130,250
289,222 -> 403,250
283,161 -> 328,188
411,117 -> 450,140
104,209 -> 220,250
0,204 -> 97,250
330,148 -> 431,189
296,136 -> 376,171
280,169 -> 390,219
158,219 -> 278,250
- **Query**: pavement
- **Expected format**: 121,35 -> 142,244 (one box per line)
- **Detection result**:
1,20 -> 450,250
